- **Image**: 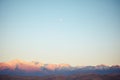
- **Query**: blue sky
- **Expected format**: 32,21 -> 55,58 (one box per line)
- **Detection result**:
0,0 -> 120,66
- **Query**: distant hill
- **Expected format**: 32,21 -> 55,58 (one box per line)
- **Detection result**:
0,74 -> 120,80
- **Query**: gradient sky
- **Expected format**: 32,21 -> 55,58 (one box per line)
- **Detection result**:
0,0 -> 120,66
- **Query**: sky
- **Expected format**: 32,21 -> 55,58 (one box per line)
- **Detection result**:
0,0 -> 120,66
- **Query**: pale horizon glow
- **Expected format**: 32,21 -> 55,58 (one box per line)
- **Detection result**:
0,0 -> 120,66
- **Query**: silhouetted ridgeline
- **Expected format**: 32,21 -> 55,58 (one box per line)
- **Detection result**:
0,74 -> 120,80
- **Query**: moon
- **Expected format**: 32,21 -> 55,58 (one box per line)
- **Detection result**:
59,18 -> 63,22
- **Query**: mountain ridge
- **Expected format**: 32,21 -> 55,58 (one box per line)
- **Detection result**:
0,59 -> 120,76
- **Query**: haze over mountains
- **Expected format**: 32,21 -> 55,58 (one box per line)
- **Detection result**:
0,59 -> 120,76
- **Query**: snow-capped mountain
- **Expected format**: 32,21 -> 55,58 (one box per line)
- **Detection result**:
0,59 -> 120,76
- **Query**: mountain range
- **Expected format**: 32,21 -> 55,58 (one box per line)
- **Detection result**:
0,59 -> 120,76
